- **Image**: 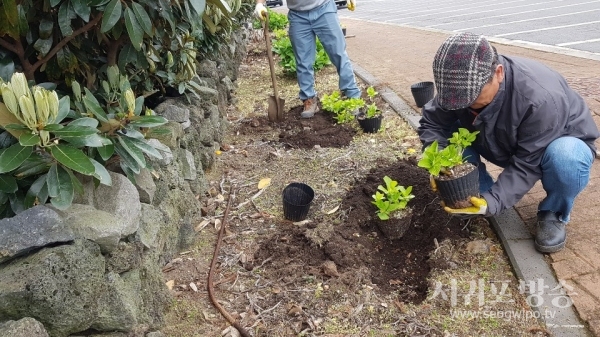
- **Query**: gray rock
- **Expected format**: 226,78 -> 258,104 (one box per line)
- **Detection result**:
51,204 -> 121,254
196,86 -> 218,104
147,139 -> 173,166
0,239 -> 105,337
74,172 -> 141,238
136,204 -> 164,249
91,271 -> 141,331
221,76 -> 235,101
0,206 -> 74,264
105,241 -> 143,274
180,119 -> 191,130
178,149 -> 197,181
155,104 -> 190,123
150,121 -> 183,150
134,169 -> 157,204
0,317 -> 49,337
146,331 -> 166,337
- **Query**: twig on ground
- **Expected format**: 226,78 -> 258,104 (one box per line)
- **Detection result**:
237,187 -> 268,209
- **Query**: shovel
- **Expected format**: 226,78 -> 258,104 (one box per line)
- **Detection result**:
262,14 -> 285,122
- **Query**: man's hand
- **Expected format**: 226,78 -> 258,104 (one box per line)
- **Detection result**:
254,2 -> 268,20
347,0 -> 356,11
443,196 -> 488,216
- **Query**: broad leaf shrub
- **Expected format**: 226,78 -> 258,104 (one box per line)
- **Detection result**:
271,29 -> 331,76
0,0 -> 253,218
0,70 -> 167,218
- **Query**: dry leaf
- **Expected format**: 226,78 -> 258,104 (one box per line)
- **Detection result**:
324,205 -> 339,214
166,280 -> 175,290
389,279 -> 403,285
214,219 -> 222,231
257,178 -> 271,189
322,260 -> 341,277
287,304 -> 303,316
190,282 -> 198,292
195,219 -> 211,232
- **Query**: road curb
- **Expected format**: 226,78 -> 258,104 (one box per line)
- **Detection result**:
351,62 -> 590,337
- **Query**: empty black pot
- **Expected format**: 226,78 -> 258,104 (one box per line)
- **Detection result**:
358,115 -> 383,133
282,183 -> 315,221
410,81 -> 435,108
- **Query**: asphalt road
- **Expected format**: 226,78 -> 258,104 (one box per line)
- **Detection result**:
336,0 -> 600,56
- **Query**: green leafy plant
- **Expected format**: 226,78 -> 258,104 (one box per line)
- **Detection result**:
417,128 -> 480,177
252,8 -> 288,31
271,30 -> 331,76
371,176 -> 414,220
320,91 -> 364,124
361,86 -> 382,118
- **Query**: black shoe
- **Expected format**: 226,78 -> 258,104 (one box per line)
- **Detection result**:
534,211 -> 566,253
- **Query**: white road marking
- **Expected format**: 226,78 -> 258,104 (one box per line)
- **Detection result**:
452,8 -> 600,31
495,20 -> 600,37
426,0 -> 600,28
557,37 -> 600,46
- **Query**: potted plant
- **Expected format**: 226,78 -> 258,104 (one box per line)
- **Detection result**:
356,86 -> 384,133
417,128 -> 480,209
371,176 -> 415,239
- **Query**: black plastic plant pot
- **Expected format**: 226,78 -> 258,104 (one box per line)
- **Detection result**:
435,164 -> 480,209
282,183 -> 315,221
410,81 -> 435,108
358,115 -> 383,133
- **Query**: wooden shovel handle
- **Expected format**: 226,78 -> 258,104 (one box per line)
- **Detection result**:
262,14 -> 282,112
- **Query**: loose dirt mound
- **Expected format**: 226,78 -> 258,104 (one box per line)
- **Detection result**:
254,158 -> 470,305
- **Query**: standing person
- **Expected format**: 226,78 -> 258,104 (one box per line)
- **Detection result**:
418,32 -> 599,253
254,0 -> 361,118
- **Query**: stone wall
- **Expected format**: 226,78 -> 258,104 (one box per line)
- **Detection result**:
0,27 -> 248,337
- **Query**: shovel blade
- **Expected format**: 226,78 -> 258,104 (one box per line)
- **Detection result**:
267,95 -> 285,122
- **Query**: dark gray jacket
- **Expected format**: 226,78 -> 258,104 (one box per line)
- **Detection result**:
418,55 -> 599,215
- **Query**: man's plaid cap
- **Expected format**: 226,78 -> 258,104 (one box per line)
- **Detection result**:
432,32 -> 496,110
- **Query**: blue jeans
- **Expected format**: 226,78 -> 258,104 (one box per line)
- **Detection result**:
288,0 -> 361,100
465,137 -> 594,222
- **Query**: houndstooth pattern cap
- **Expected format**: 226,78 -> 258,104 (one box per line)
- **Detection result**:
432,32 -> 496,110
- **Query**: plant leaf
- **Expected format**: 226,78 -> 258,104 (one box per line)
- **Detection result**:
0,103 -> 27,138
51,124 -> 98,137
71,0 -> 91,22
58,1 -> 74,36
65,166 -> 83,196
24,174 -> 49,208
82,88 -> 108,122
114,141 -> 141,174
131,2 -> 153,37
124,7 -> 143,50
117,136 -> 146,168
19,133 -> 41,146
53,96 -> 70,123
128,115 -> 167,128
0,143 -> 32,173
68,117 -> 99,128
47,164 -> 74,210
101,0 -> 122,33
90,158 -> 112,186
49,144 -> 95,175
189,0 -> 206,15
0,174 -> 17,193
97,142 -> 115,161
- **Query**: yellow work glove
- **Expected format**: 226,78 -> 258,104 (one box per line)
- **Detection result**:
254,2 -> 268,20
347,0 -> 356,11
443,196 -> 488,216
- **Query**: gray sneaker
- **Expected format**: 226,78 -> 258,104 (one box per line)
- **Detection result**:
300,97 -> 319,118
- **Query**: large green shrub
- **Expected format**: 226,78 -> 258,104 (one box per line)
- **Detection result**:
0,0 -> 253,218
271,29 -> 331,76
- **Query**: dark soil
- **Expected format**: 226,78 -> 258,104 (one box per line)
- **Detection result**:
250,106 -> 472,305
235,104 -> 357,149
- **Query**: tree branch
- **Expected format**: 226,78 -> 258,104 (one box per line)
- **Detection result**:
26,14 -> 103,79
0,37 -> 18,54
